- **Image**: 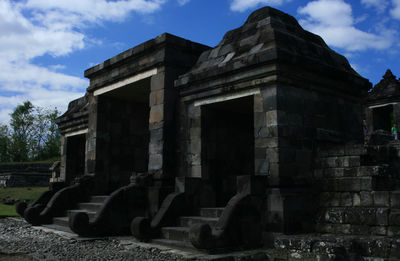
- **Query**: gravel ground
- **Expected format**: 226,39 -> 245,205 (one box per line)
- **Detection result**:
0,218 -> 274,261
0,218 -> 204,261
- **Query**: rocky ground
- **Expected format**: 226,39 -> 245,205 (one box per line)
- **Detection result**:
0,217 -> 276,261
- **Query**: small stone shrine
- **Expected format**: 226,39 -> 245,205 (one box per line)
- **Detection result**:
16,6 -> 400,260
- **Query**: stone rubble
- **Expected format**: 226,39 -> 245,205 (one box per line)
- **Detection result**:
1,218 -> 285,261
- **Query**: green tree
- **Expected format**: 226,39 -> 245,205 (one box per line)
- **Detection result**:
0,125 -> 11,162
10,101 -> 35,162
1,101 -> 61,163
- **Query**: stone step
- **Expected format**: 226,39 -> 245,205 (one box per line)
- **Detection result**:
77,202 -> 103,212
198,208 -> 224,218
89,195 -> 109,203
53,216 -> 69,227
68,209 -> 97,220
178,216 -> 219,228
42,224 -> 75,234
161,227 -> 190,242
152,238 -> 194,250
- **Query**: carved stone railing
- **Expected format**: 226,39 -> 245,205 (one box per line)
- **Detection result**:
132,175 -> 266,252
69,183 -> 147,236
20,175 -> 94,225
189,193 -> 263,251
131,177 -> 200,241
131,192 -> 186,241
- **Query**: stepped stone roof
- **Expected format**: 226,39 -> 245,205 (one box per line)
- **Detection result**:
176,6 -> 370,92
368,69 -> 400,103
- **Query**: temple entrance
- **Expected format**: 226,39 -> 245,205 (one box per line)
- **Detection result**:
98,78 -> 150,192
65,134 -> 86,184
372,105 -> 393,131
201,96 -> 254,207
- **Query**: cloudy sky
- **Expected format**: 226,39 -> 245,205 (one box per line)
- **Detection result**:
0,0 -> 399,124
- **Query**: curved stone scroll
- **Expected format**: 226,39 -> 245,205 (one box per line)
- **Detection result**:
23,175 -> 94,226
131,192 -> 185,241
189,193 -> 263,251
16,189 -> 56,218
69,184 -> 147,236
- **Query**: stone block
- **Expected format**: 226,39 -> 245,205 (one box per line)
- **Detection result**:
389,209 -> 400,226
262,95 -> 277,111
390,239 -> 400,259
353,193 -> 361,206
388,226 -> 400,237
254,112 -> 266,127
254,138 -> 278,148
148,154 -> 163,171
369,226 -> 387,236
350,224 -> 369,235
149,104 -> 164,123
190,140 -> 201,154
373,191 -> 390,207
360,177 -> 374,191
376,208 -> 389,226
255,159 -> 270,174
150,72 -> 165,91
340,192 -> 352,207
149,90 -> 164,106
266,110 -> 278,126
319,192 -> 340,207
189,127 -> 201,139
343,167 -> 358,177
360,191 -> 373,206
150,128 -> 163,142
253,93 -> 263,112
266,148 -> 279,163
254,147 -> 266,159
391,191 -> 400,209
190,165 -> 201,178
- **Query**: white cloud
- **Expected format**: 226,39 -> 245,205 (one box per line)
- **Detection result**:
177,0 -> 191,6
230,0 -> 288,12
361,0 -> 388,13
391,0 -> 400,19
298,0 -> 393,52
0,0 -> 165,124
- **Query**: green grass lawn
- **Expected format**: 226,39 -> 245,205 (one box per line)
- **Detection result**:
0,187 -> 48,217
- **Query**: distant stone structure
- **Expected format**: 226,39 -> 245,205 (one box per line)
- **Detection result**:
16,6 -> 400,260
0,163 -> 51,187
366,69 -> 400,137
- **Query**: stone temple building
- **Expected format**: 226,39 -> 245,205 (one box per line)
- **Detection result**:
17,6 -> 400,259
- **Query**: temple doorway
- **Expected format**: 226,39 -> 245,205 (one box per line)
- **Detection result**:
201,95 -> 254,207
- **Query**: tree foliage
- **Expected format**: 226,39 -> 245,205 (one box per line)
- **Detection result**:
0,101 -> 60,163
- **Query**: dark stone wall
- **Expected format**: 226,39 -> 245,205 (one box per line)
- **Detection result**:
0,163 -> 51,187
274,84 -> 364,186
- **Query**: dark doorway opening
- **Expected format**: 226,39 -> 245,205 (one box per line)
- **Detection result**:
99,78 -> 150,192
65,134 -> 86,184
373,105 -> 393,131
201,96 -> 254,207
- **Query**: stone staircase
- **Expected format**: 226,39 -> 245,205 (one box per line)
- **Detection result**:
314,144 -> 400,236
152,207 -> 224,249
49,195 -> 109,233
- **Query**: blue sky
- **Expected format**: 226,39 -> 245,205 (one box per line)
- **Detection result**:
0,0 -> 399,123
